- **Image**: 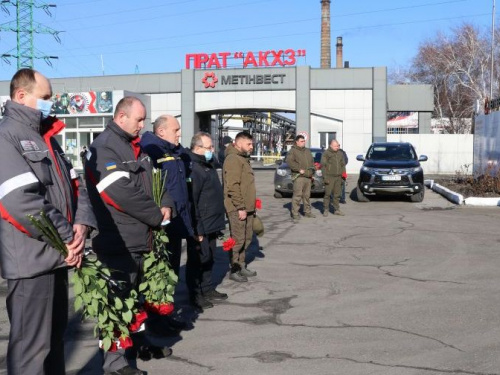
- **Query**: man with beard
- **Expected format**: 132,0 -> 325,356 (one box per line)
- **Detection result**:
223,131 -> 257,282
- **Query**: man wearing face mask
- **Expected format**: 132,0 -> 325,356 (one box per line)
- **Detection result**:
0,68 -> 97,374
187,132 -> 228,309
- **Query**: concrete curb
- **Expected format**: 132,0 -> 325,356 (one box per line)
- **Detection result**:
426,179 -> 500,206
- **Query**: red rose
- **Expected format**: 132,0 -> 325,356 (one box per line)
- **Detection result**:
129,310 -> 148,332
100,339 -> 118,352
255,198 -> 262,210
119,335 -> 133,350
109,340 -> 118,352
144,301 -> 174,315
222,237 -> 236,251
159,303 -> 174,315
342,171 -> 348,179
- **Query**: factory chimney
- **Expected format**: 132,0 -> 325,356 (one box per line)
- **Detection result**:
336,36 -> 343,68
320,0 -> 331,69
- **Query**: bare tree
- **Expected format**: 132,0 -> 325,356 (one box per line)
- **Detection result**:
407,23 -> 494,134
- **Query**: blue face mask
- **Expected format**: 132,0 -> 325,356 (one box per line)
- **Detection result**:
204,150 -> 213,161
36,99 -> 54,119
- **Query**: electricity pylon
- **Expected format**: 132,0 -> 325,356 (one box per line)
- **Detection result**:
0,0 -> 61,69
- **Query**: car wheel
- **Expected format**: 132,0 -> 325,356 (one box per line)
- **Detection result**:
356,186 -> 370,202
274,191 -> 283,198
410,189 -> 425,203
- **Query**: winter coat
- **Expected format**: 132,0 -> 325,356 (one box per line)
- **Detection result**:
223,144 -> 256,213
85,121 -> 174,255
140,131 -> 194,238
0,100 -> 96,279
341,149 -> 349,165
321,147 -> 346,178
189,151 -> 225,235
286,145 -> 315,178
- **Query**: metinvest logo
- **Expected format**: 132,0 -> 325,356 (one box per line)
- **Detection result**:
202,72 -> 218,88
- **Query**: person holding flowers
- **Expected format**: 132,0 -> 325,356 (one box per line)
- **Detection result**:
187,132 -> 228,310
85,97 -> 174,375
0,68 -> 97,375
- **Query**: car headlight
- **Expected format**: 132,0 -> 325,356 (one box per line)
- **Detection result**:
277,169 -> 288,177
362,166 -> 373,172
413,167 -> 422,172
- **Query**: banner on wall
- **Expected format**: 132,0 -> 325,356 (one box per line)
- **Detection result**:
52,91 -> 113,115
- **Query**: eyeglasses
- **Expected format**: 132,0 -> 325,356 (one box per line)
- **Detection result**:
198,145 -> 214,150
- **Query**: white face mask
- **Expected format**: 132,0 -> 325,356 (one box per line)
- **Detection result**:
204,150 -> 213,161
36,99 -> 54,119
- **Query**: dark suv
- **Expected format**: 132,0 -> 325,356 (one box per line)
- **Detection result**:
356,142 -> 428,202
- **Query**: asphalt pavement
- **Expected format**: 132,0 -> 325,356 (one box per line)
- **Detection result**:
1,170 -> 500,375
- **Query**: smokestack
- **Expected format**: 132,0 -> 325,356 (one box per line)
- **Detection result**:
336,36 -> 343,68
320,0 -> 331,69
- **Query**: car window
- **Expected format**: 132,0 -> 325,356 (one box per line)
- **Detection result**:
367,145 -> 415,160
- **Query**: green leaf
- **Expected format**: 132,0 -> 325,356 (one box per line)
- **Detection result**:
114,297 -> 123,310
102,337 -> 112,352
74,296 -> 83,311
143,256 -> 154,270
122,309 -> 133,323
108,311 -> 118,321
138,282 -> 148,292
73,280 -> 83,295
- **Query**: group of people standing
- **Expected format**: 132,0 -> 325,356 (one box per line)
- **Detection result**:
0,69 -> 259,375
287,135 -> 348,222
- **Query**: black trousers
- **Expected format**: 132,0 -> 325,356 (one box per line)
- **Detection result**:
185,232 -> 217,297
7,268 -> 68,375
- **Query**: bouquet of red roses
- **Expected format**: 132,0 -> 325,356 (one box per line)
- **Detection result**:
138,168 -> 178,315
28,211 -> 138,352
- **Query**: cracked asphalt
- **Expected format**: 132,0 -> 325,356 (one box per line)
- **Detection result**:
1,170 -> 500,375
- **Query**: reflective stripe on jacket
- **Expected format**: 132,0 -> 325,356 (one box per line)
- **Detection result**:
0,100 -> 97,279
85,121 -> 174,255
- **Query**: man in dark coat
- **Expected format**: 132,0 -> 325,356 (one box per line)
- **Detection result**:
218,135 -> 232,166
140,115 -> 195,277
85,97 -> 174,375
340,146 -> 349,204
187,132 -> 228,310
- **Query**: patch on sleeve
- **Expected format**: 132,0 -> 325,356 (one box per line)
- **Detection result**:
20,140 -> 40,151
157,156 -> 175,163
105,162 -> 117,170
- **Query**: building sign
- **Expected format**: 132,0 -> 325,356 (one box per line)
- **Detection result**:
201,71 -> 287,89
186,49 -> 306,69
51,91 -> 113,115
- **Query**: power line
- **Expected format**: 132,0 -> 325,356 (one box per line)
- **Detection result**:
43,12 -> 490,59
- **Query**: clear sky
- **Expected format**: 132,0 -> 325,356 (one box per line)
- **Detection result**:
0,0 -> 493,81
